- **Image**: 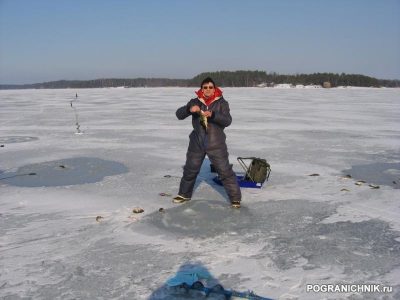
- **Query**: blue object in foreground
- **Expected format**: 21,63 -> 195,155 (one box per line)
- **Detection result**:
213,175 -> 265,188
179,281 -> 274,300
166,269 -> 212,287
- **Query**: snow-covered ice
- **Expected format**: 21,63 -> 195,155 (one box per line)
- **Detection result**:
0,87 -> 399,299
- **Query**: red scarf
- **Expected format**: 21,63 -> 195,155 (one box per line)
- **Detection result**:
195,87 -> 223,107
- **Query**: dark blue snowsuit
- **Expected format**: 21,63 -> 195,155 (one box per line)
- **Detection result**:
176,95 -> 241,202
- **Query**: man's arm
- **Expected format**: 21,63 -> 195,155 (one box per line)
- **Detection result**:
209,99 -> 232,127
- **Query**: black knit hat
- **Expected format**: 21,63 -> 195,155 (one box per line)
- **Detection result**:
200,77 -> 216,88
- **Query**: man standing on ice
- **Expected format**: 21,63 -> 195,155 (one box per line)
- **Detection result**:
173,77 -> 242,208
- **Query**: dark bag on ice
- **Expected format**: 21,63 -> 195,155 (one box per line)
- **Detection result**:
238,157 -> 271,183
250,158 -> 270,182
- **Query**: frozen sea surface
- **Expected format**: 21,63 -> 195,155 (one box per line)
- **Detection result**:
0,87 -> 399,299
0,157 -> 128,187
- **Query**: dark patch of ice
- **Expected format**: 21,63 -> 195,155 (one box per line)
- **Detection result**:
136,199 -> 400,277
135,200 -> 252,238
13,238 -> 220,300
0,136 -> 39,143
0,157 -> 128,187
343,162 -> 400,189
250,200 -> 400,276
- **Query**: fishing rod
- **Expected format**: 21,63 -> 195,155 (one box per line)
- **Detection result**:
70,94 -> 81,134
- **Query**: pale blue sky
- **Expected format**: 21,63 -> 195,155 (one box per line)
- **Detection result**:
1,0 -> 399,84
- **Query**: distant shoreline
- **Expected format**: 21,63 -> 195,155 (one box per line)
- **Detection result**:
1,86 -> 398,92
1,71 -> 399,89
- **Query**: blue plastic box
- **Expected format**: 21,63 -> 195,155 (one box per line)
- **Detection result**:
213,175 -> 265,188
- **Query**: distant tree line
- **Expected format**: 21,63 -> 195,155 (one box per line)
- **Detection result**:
1,71 -> 397,90
378,79 -> 400,88
190,71 -> 383,88
189,70 -> 269,87
0,78 -> 187,89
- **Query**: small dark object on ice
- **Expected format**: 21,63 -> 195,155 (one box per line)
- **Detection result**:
159,208 -> 165,213
355,180 -> 367,186
96,216 -> 103,222
133,208 -> 144,213
59,165 -> 65,168
0,145 -> 4,147
159,193 -> 172,197
369,184 -> 380,189
308,173 -> 320,176
164,175 -> 180,178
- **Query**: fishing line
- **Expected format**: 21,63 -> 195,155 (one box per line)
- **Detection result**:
70,94 -> 82,134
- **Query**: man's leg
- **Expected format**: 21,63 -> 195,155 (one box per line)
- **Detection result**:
178,150 -> 206,198
208,147 -> 241,202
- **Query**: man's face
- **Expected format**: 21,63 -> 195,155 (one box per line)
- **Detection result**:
202,83 -> 215,98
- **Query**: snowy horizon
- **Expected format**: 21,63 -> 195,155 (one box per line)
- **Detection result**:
1,87 -> 399,299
